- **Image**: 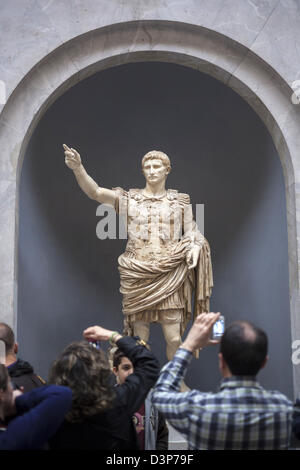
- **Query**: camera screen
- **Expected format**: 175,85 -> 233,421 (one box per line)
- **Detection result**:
213,316 -> 225,338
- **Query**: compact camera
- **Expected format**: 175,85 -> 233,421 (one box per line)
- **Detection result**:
212,315 -> 225,340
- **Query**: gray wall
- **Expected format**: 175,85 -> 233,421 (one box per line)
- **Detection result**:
18,62 -> 293,398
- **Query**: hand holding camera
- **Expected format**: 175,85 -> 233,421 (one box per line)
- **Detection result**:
181,312 -> 224,353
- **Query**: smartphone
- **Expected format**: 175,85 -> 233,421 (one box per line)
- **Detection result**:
212,315 -> 225,340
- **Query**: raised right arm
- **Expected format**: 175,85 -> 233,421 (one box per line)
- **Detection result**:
63,144 -> 117,207
83,325 -> 160,415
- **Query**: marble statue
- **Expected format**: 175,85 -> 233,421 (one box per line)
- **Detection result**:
63,144 -> 213,360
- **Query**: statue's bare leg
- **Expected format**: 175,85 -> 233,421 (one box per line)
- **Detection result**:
160,310 -> 190,392
160,320 -> 182,361
133,312 -> 181,359
133,321 -> 150,343
133,312 -> 189,391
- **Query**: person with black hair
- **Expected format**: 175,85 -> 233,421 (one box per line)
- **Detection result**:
152,313 -> 293,450
219,320 -> 268,376
113,348 -> 169,450
0,322 -> 45,392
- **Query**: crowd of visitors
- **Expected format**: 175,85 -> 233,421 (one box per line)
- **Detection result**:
0,316 -> 299,450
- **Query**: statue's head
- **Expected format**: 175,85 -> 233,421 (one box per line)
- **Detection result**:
141,150 -> 171,172
141,150 -> 171,184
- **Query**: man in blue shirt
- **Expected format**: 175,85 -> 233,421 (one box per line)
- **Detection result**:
152,312 -> 293,450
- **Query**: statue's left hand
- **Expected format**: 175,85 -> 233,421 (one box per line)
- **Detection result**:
186,245 -> 200,270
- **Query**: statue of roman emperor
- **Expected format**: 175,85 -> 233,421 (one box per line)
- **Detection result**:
63,144 -> 213,360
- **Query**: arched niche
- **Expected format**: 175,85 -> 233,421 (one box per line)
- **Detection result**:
0,21 -> 299,396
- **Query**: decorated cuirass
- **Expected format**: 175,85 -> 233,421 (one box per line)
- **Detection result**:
119,189 -> 189,262
114,186 -> 213,325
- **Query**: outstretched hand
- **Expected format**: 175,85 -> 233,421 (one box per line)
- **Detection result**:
83,325 -> 122,343
181,312 -> 221,352
63,144 -> 81,170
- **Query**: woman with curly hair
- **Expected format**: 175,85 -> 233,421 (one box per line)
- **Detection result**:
49,342 -> 115,423
48,324 -> 160,450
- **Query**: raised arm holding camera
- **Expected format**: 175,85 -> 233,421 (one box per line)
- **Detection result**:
49,323 -> 160,450
152,312 -> 293,450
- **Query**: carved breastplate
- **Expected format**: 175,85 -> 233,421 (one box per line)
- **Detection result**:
125,189 -> 183,261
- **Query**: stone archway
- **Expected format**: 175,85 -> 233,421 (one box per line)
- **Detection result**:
0,20 -> 299,395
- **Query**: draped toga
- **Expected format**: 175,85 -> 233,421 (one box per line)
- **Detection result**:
114,187 -> 213,336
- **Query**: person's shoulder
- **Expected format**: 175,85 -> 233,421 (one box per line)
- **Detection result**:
45,384 -> 72,396
8,358 -> 33,374
262,387 -> 293,407
128,188 -> 141,193
178,192 -> 190,205
112,186 -> 128,196
165,189 -> 190,204
128,188 -> 143,201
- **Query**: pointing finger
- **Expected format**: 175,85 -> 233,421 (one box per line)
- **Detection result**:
71,148 -> 79,157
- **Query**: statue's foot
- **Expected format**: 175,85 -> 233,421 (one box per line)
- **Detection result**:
180,380 -> 190,393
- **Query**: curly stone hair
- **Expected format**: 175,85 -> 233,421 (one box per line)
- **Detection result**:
49,341 -> 115,423
141,150 -> 171,171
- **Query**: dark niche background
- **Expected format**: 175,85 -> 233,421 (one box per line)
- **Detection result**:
18,61 -> 292,398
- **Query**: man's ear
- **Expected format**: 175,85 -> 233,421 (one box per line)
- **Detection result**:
218,352 -> 231,377
218,353 -> 224,371
260,355 -> 268,370
112,366 -> 118,377
13,342 -> 18,354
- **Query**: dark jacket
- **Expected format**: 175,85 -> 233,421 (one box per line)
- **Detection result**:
8,359 -> 46,393
115,387 -> 169,450
49,336 -> 160,450
0,385 -> 72,450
